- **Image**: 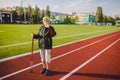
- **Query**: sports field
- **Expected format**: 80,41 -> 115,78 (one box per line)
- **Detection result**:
0,30 -> 120,80
0,24 -> 120,59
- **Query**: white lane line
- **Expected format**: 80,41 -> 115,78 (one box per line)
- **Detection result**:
0,30 -> 116,63
0,33 -> 118,80
59,38 -> 120,80
0,30 -> 4,32
0,42 -> 32,48
0,50 -> 39,63
0,30 -> 114,48
54,30 -> 107,39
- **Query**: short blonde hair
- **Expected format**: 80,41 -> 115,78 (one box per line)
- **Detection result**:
43,16 -> 50,22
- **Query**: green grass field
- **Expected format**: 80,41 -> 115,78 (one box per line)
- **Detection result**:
0,24 -> 120,59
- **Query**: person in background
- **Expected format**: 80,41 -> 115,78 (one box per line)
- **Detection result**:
32,16 -> 56,76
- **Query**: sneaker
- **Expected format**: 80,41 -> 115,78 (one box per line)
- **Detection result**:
40,68 -> 46,74
44,69 -> 51,76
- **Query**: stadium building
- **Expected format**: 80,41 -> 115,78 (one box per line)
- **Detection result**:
70,13 -> 96,24
0,12 -> 12,23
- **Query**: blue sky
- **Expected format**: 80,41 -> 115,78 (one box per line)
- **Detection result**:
0,0 -> 120,17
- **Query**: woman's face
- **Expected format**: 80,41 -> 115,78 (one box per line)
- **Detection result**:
43,18 -> 49,25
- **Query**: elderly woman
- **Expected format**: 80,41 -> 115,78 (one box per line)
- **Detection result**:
32,16 -> 56,76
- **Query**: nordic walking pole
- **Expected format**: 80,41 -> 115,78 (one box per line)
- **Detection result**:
30,33 -> 34,73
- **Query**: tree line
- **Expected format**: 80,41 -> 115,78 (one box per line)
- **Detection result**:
3,5 -> 120,25
96,6 -> 120,25
11,5 -> 50,23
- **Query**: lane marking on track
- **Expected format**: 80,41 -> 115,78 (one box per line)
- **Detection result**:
0,30 -> 4,32
0,33 -> 119,80
0,30 -> 115,48
0,31 -> 119,63
59,38 -> 120,80
0,42 -> 32,48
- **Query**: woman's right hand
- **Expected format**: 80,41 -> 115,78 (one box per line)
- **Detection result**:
31,33 -> 34,37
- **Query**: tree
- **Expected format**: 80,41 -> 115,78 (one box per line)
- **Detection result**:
107,16 -> 114,23
115,16 -> 120,21
41,9 -> 45,19
103,16 -> 107,23
69,16 -> 78,24
39,9 -> 45,23
52,15 -> 55,19
33,5 -> 40,23
27,4 -> 32,21
11,11 -> 17,23
96,6 -> 103,23
64,15 -> 71,24
107,16 -> 115,25
18,6 -> 24,20
45,5 -> 50,18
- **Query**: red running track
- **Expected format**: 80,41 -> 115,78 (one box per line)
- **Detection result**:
0,31 -> 120,80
